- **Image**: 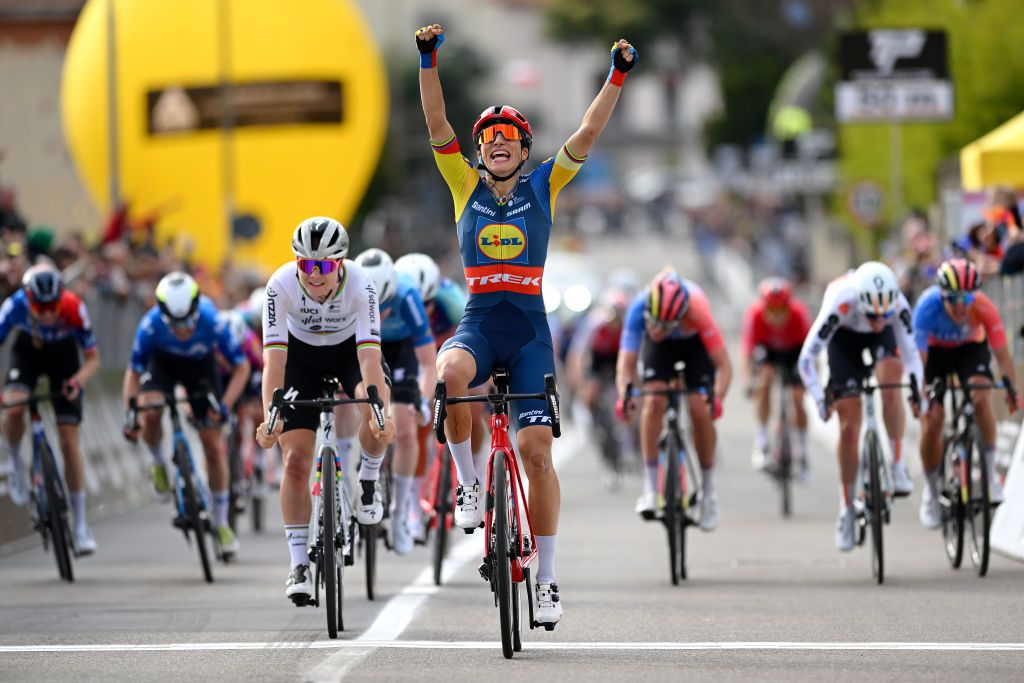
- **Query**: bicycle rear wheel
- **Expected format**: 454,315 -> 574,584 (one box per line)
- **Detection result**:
177,442 -> 213,583
663,436 -> 682,586
432,450 -> 452,586
965,430 -> 991,577
866,432 -> 884,584
323,449 -> 340,638
250,463 -> 264,534
494,452 -> 515,659
40,440 -> 74,582
939,437 -> 964,569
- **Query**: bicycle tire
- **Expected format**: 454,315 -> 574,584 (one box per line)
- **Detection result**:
512,579 -> 522,652
940,436 -> 964,569
40,439 -> 74,582
432,450 -> 452,586
177,442 -> 214,583
866,432 -> 884,584
965,428 -> 991,577
323,448 -> 340,639
227,423 -> 243,533
363,522 -> 378,601
663,434 -> 681,586
494,452 -> 515,659
778,431 -> 792,518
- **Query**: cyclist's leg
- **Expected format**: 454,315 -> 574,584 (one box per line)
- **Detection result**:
637,336 -> 678,502
827,329 -> 869,512
680,337 -> 716,470
2,333 -> 38,504
873,327 -> 905,465
436,330 -> 490,485
960,342 -> 998,495
279,427 -> 317,597
753,356 -> 774,455
333,401 -> 360,484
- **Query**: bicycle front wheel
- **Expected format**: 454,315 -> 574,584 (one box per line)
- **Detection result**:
363,522 -> 378,601
176,442 -> 213,583
40,440 -> 74,582
939,437 -> 964,569
778,431 -> 792,518
322,449 -> 341,638
663,436 -> 682,585
494,452 -> 515,659
866,432 -> 884,584
965,430 -> 991,577
432,450 -> 452,586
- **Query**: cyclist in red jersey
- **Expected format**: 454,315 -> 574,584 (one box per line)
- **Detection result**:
741,278 -> 812,479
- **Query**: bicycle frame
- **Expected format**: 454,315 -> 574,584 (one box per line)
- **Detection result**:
165,402 -> 212,527
482,411 -> 538,584
856,386 -> 894,507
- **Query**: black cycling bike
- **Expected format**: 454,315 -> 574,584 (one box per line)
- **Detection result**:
267,378 -> 384,638
936,375 -> 1016,578
2,393 -> 77,581
128,391 -> 222,583
625,361 -> 708,585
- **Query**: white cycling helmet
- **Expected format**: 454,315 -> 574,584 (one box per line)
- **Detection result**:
355,248 -> 397,303
291,216 -> 349,260
855,261 -> 899,317
156,272 -> 200,326
394,252 -> 441,302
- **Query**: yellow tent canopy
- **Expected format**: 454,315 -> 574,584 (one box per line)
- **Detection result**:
961,109 -> 1024,190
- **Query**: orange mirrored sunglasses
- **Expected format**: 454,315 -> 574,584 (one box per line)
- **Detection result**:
477,123 -> 522,145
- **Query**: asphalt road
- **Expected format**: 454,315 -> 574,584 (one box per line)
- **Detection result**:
2,388 -> 1024,682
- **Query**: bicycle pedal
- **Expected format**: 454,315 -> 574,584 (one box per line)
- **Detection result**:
290,594 -> 314,608
478,560 -> 492,582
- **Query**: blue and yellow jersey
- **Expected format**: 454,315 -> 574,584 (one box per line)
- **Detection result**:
431,135 -> 585,314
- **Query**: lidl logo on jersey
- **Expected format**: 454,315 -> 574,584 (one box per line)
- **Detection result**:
475,218 -> 528,264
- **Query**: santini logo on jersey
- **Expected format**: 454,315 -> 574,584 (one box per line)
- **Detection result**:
463,265 -> 542,295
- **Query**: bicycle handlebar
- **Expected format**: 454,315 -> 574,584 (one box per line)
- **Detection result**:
622,361 -> 714,412
265,385 -> 385,435
432,373 -> 561,444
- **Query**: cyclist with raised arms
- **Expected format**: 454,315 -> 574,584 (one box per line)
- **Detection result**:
254,217 -> 396,604
741,277 -> 812,478
913,259 -> 1021,528
346,247 -> 437,555
417,22 -> 637,626
1,265 -> 101,554
123,272 -> 251,558
615,269 -> 731,531
797,261 -> 926,552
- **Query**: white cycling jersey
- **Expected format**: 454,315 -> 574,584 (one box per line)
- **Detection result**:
798,271 -> 925,407
262,260 -> 381,350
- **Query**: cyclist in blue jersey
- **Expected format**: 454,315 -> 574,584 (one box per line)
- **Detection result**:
122,272 -> 251,558
1,265 -> 101,554
351,248 -> 437,555
417,22 -> 637,626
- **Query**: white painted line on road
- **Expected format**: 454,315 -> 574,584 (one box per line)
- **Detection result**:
306,426 -> 585,681
6,640 -> 1024,654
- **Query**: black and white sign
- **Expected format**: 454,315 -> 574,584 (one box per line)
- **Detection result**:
835,29 -> 953,122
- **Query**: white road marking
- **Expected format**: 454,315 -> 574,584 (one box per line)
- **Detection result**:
4,640 -> 1024,654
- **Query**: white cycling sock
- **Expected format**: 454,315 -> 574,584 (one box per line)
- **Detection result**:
393,474 -> 413,523
924,467 -> 940,498
70,490 -> 87,533
755,424 -> 769,451
839,482 -> 855,512
984,447 -> 998,482
285,525 -> 309,569
449,438 -> 476,485
472,443 -> 489,479
535,534 -> 557,584
797,428 -> 809,461
644,463 -> 659,495
702,465 -> 716,498
410,476 -> 424,520
335,436 -> 357,479
6,440 -> 22,472
359,449 -> 383,481
146,441 -> 166,466
212,489 -> 229,528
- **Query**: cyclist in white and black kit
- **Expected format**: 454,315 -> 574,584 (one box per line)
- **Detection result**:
798,262 -> 926,552
254,217 -> 397,603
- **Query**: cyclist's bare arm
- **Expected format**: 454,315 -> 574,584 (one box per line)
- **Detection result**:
615,349 -> 638,398
222,358 -> 251,413
563,40 -> 635,159
414,341 -> 438,402
710,346 -> 732,399
357,346 -> 396,444
261,348 -> 286,421
993,344 -> 1018,388
122,368 -> 141,411
416,24 -> 455,143
72,347 -> 100,389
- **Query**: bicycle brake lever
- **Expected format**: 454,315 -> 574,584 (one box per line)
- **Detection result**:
433,380 -> 447,445
266,388 -> 284,434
